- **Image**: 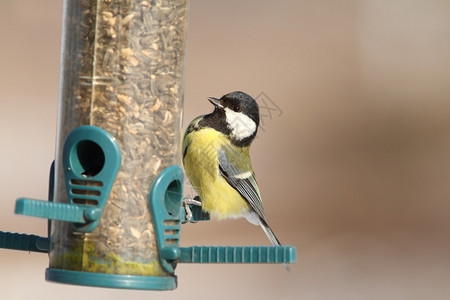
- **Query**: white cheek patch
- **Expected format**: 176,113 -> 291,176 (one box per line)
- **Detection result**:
224,108 -> 257,140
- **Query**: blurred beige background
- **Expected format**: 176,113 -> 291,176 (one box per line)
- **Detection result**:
1,0 -> 450,299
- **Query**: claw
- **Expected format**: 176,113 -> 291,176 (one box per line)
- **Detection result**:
183,199 -> 193,222
182,197 -> 202,223
184,198 -> 202,207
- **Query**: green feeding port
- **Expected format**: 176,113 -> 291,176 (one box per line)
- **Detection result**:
75,140 -> 105,177
164,179 -> 183,217
13,126 -> 121,233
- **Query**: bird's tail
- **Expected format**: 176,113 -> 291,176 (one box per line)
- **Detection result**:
259,218 -> 291,271
259,218 -> 281,246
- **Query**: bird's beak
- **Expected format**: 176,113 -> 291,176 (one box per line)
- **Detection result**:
208,97 -> 222,108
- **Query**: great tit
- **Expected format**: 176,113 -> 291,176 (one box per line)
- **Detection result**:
182,91 -> 281,246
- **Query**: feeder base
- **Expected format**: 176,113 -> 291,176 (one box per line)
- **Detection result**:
45,268 -> 177,290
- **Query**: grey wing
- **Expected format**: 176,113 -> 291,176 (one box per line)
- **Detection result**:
218,147 -> 267,222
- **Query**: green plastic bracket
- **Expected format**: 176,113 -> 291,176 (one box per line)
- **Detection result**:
15,125 -> 121,233
149,165 -> 184,274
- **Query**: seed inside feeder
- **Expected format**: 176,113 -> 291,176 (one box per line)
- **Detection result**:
50,0 -> 188,276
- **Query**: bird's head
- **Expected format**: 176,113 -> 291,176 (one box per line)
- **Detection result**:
207,91 -> 259,146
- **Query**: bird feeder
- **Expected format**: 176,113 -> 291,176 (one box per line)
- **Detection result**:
0,0 -> 296,291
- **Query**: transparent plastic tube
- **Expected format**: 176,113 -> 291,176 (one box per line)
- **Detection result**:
50,0 -> 188,276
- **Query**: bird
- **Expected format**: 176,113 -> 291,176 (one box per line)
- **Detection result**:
182,91 -> 282,247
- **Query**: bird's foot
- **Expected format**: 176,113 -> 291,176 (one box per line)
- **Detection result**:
183,196 -> 202,223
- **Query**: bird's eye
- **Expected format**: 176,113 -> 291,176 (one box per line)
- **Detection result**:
232,105 -> 241,112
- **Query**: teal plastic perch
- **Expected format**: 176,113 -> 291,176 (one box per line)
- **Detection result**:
15,198 -> 101,224
178,246 -> 296,264
0,231 -> 49,253
0,233 -> 296,265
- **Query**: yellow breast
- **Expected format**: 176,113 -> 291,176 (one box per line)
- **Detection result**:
182,128 -> 250,219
